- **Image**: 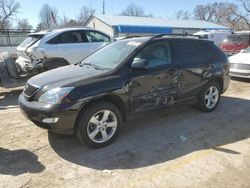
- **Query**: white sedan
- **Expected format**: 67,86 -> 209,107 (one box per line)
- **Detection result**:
229,47 -> 250,78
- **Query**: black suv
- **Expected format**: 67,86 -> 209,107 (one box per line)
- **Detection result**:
19,34 -> 230,148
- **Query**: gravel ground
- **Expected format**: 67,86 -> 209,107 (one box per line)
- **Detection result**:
0,78 -> 250,188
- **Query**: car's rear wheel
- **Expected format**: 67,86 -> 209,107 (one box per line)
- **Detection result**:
76,102 -> 121,148
198,82 -> 221,112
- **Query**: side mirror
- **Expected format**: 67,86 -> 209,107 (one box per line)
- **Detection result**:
131,58 -> 147,70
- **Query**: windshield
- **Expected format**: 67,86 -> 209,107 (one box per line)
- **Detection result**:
80,38 -> 147,70
19,34 -> 44,48
225,34 -> 249,43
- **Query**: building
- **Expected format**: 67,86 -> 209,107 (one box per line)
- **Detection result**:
84,15 -> 231,38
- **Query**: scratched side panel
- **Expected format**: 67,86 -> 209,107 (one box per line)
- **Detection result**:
129,68 -> 179,113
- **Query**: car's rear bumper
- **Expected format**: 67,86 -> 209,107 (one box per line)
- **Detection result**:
18,93 -> 78,135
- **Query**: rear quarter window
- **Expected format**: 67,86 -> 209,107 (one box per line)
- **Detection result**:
19,35 -> 44,48
198,41 -> 227,63
170,39 -> 207,66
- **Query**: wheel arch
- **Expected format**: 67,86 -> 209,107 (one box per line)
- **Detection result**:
209,77 -> 224,93
74,94 -> 127,133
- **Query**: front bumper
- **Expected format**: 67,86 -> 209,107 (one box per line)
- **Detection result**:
229,68 -> 250,78
18,93 -> 79,135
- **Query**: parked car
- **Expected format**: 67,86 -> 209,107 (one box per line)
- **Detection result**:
221,31 -> 250,55
19,34 -> 230,148
194,30 -> 232,46
0,27 -> 111,88
229,47 -> 250,78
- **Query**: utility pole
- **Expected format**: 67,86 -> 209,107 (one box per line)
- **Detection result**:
102,0 -> 105,15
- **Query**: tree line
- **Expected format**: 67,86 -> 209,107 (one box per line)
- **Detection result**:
0,0 -> 249,31
174,1 -> 250,31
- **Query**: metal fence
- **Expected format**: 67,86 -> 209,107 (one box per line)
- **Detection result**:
0,29 -> 35,47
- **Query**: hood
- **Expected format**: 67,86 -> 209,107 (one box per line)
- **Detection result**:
229,53 -> 250,64
29,64 -> 108,88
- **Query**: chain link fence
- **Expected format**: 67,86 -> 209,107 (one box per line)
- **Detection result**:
0,29 -> 35,47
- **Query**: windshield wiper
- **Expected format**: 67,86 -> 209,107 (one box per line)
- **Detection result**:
79,63 -> 104,70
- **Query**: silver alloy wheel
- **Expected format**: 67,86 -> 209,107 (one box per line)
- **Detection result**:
204,86 -> 219,109
87,110 -> 118,143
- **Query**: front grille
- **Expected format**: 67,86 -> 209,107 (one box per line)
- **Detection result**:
23,82 -> 39,99
230,63 -> 250,70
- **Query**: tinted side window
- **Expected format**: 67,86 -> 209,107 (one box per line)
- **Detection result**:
198,41 -> 227,62
48,31 -> 88,44
135,41 -> 171,68
170,39 -> 206,65
85,31 -> 110,42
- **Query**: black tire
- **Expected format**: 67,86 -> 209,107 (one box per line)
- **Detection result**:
75,101 -> 122,148
198,81 -> 221,112
1,52 -> 19,79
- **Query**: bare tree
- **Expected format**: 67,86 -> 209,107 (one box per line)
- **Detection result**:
174,10 -> 192,20
39,4 -> 58,29
119,3 -> 153,17
239,0 -> 250,14
227,3 -> 250,30
235,0 -> 250,29
193,2 -> 250,31
213,3 -> 238,29
193,3 -> 220,21
60,15 -> 79,28
17,18 -> 32,31
77,6 -> 95,26
36,23 -> 44,31
0,0 -> 21,29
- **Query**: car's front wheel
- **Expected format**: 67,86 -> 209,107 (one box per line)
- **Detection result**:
198,82 -> 221,112
76,102 -> 121,148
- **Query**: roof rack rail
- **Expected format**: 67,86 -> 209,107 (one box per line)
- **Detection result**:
119,35 -> 144,40
151,33 -> 202,39
117,33 -> 201,42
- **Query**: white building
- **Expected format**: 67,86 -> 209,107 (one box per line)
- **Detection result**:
84,15 -> 231,38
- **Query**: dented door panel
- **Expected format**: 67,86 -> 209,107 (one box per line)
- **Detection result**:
129,68 -> 179,112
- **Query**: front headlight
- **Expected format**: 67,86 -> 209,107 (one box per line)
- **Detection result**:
38,87 -> 74,104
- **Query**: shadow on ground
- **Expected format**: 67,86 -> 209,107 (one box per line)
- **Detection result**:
0,148 -> 45,175
47,96 -> 250,170
0,89 -> 22,108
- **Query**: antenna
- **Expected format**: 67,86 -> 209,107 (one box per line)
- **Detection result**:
102,0 -> 105,15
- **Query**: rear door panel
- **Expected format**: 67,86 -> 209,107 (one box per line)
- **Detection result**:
57,43 -> 91,64
55,31 -> 91,64
170,39 -> 211,100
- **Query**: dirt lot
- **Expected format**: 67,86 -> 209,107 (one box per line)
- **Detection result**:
0,79 -> 250,188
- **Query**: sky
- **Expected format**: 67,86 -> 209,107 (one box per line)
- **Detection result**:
18,0 -> 239,27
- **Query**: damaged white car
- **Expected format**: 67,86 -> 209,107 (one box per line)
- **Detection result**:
0,28 -> 111,88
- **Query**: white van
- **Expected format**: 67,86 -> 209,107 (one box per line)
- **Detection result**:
194,30 -> 232,46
